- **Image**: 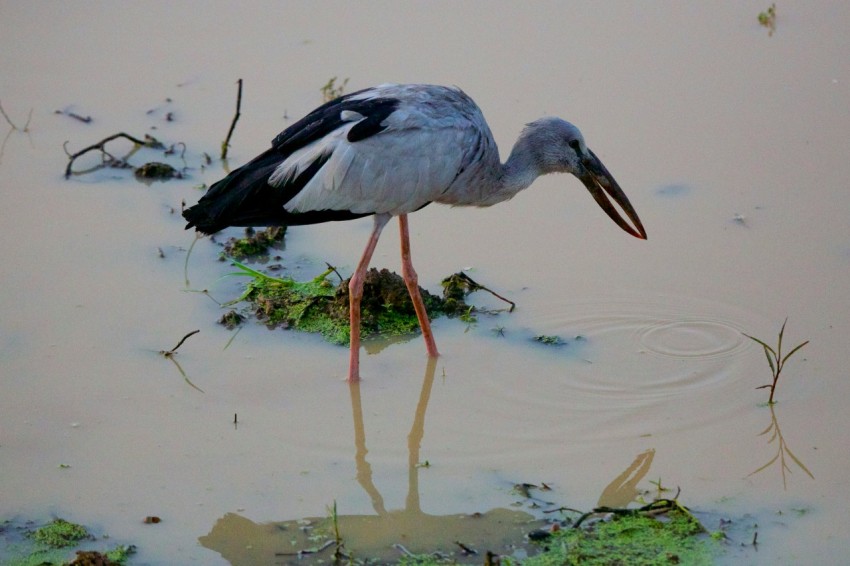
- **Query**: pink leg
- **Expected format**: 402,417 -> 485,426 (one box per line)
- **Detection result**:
399,214 -> 439,358
348,214 -> 390,382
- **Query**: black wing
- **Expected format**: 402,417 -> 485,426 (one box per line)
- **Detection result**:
183,89 -> 400,234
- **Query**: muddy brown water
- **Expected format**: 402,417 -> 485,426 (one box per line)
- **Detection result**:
2,2 -> 850,564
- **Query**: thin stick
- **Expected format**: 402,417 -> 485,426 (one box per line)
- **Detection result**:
325,262 -> 344,283
170,329 -> 200,353
160,329 -> 200,357
220,78 -> 243,160
457,272 -> 516,311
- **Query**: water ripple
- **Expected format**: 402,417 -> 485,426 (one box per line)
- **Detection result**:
466,293 -> 770,445
638,319 -> 747,360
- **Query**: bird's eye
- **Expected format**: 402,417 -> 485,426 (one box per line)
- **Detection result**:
568,139 -> 581,152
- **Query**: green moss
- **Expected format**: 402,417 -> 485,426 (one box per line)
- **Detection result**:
6,548 -> 70,566
134,161 -> 180,180
104,544 -> 137,564
533,335 -> 564,346
223,226 -> 287,259
525,507 -> 715,566
29,519 -> 89,548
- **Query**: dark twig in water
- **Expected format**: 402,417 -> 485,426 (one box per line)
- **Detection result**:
325,262 -> 345,283
543,505 -> 584,515
455,272 -> 516,311
164,141 -> 187,160
160,329 -> 200,357
276,539 -> 336,558
220,78 -> 243,160
55,109 -> 93,123
63,132 -> 151,178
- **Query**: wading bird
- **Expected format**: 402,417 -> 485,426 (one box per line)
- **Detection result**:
184,84 -> 646,382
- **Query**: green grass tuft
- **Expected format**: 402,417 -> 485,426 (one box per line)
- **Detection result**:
743,318 -> 809,404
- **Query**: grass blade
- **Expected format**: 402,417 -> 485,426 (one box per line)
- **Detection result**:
784,340 -> 810,362
777,317 -> 788,361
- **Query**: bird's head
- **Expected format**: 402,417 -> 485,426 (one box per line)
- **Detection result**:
521,117 -> 647,239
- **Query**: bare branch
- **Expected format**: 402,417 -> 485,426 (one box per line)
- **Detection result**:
221,78 -> 243,160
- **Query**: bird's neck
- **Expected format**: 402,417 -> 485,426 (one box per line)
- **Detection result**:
438,130 -> 542,207
485,139 -> 541,204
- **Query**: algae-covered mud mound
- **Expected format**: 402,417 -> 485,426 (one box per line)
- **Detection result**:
219,258 -> 496,345
1,518 -> 135,566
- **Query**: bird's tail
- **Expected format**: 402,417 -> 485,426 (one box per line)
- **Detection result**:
182,200 -> 225,235
182,148 -> 286,234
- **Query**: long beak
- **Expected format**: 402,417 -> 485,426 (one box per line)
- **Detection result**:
578,148 -> 647,239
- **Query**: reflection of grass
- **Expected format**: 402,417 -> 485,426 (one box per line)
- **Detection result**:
748,403 -> 814,489
743,318 -> 809,404
320,77 -> 349,102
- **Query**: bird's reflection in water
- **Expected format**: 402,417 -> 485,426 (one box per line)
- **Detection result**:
597,449 -> 655,508
199,358 -> 543,565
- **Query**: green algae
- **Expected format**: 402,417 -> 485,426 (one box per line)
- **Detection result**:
30,519 -> 90,548
524,504 -> 715,566
3,518 -> 135,566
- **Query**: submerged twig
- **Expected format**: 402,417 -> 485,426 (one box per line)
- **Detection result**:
275,539 -> 336,558
63,132 -> 151,178
55,109 -> 92,123
220,78 -> 243,160
455,541 -> 478,555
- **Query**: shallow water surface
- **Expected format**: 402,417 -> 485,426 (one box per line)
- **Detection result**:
2,2 -> 850,564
